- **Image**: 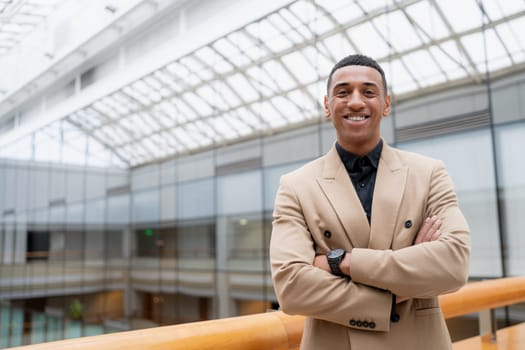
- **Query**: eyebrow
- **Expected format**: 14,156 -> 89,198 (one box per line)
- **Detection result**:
331,81 -> 380,92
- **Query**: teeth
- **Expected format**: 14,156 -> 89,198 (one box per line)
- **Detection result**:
346,116 -> 366,121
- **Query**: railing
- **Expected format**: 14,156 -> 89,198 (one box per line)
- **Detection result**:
9,276 -> 525,350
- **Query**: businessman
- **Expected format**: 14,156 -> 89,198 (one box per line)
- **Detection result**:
270,54 -> 470,349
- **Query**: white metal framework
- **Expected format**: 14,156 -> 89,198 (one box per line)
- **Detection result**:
1,0 -> 525,167
0,0 -> 60,56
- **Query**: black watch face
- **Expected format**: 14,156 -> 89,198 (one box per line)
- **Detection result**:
327,248 -> 345,259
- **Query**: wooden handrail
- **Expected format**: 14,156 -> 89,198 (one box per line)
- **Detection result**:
10,276 -> 525,350
9,312 -> 304,350
440,276 -> 525,319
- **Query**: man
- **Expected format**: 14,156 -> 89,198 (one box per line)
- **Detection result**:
269,54 -> 470,349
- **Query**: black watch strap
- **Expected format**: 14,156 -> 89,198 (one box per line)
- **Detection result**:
329,260 -> 344,276
327,249 -> 346,276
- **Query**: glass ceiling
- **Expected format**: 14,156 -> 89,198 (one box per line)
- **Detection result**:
1,0 -> 525,167
0,0 -> 60,56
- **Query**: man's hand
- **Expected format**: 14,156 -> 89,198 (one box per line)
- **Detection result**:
414,215 -> 442,244
313,254 -> 330,272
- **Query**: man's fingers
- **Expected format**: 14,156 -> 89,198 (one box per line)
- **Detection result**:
430,229 -> 441,241
421,217 -> 433,232
428,217 -> 441,240
415,216 -> 441,244
415,217 -> 432,244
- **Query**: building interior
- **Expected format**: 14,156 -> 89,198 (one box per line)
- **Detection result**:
0,0 -> 524,347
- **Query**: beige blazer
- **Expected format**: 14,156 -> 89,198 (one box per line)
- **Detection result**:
270,142 -> 470,350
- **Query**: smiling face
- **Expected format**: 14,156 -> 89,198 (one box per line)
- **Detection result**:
324,65 -> 391,156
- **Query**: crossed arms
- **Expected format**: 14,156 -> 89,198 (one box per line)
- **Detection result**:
313,215 -> 443,302
270,160 -> 470,331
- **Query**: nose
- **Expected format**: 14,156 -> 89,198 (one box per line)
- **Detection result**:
346,91 -> 365,110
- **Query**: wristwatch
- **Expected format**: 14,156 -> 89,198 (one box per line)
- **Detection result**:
326,248 -> 346,276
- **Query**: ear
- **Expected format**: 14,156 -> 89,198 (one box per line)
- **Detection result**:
323,95 -> 330,118
382,94 -> 391,117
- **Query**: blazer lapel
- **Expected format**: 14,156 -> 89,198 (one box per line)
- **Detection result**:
368,143 -> 408,250
317,146 -> 370,248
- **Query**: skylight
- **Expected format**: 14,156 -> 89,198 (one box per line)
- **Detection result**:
1,0 -> 524,167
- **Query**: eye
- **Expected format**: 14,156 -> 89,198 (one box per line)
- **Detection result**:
335,90 -> 349,97
363,90 -> 376,97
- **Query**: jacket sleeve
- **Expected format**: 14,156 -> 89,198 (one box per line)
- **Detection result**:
270,175 -> 393,332
350,161 -> 471,298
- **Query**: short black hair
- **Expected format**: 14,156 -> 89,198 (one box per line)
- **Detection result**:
326,54 -> 388,96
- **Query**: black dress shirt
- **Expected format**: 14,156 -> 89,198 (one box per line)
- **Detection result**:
336,140 -> 383,223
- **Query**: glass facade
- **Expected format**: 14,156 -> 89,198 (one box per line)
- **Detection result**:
399,128 -> 503,277
495,123 -> 525,276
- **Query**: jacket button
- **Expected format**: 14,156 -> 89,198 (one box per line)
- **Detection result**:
362,321 -> 369,328
391,313 -> 400,322
349,319 -> 356,326
356,320 -> 362,327
324,230 -> 331,238
369,321 -> 376,329
404,220 -> 413,228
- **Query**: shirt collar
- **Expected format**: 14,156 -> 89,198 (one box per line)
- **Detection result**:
336,139 -> 383,170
